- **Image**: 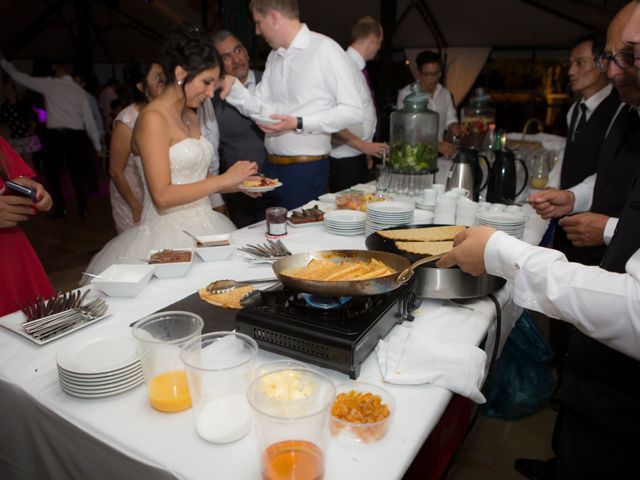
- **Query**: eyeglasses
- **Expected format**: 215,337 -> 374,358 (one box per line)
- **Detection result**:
594,51 -> 635,71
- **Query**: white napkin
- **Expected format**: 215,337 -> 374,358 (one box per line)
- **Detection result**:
376,324 -> 487,404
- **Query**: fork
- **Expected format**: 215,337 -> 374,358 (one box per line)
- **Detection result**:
22,299 -> 109,340
238,239 -> 292,258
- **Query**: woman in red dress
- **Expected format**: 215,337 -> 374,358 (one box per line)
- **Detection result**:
0,136 -> 54,316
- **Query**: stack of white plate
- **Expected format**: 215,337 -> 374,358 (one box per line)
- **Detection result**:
365,201 -> 414,236
412,209 -> 435,225
477,210 -> 526,239
56,330 -> 144,399
324,210 -> 366,236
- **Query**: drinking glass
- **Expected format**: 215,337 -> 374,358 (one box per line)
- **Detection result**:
132,311 -> 203,412
530,151 -> 549,190
247,367 -> 335,480
180,332 -> 258,443
375,165 -> 392,193
266,207 -> 288,238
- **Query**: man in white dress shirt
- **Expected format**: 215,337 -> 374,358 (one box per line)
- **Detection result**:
0,55 -> 102,218
328,16 -> 389,192
396,50 -> 460,157
219,0 -> 363,210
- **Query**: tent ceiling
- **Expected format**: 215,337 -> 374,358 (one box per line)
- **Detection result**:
0,0 -> 629,63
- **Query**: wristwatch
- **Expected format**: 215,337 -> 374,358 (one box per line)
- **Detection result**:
295,117 -> 303,133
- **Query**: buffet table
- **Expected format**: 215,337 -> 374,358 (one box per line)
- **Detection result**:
0,207 -> 548,480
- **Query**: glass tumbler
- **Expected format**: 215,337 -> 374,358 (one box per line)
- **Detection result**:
266,207 -> 288,238
247,367 -> 335,480
132,311 -> 203,412
180,332 -> 258,443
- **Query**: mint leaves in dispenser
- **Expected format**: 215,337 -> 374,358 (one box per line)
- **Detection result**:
389,84 -> 439,172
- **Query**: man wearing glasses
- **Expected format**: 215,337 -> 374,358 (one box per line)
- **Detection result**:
396,50 -> 460,157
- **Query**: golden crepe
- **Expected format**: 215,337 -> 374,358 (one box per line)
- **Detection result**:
395,240 -> 454,256
198,285 -> 254,309
378,225 -> 466,242
282,258 -> 395,281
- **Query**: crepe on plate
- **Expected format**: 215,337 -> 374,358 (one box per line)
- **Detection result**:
198,285 -> 254,309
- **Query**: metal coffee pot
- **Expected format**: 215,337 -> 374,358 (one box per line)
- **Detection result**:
486,148 -> 529,203
445,147 -> 489,200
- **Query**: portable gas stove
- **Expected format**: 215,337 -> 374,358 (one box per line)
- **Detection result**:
236,279 -> 420,379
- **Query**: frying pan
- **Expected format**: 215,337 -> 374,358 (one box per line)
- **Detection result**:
271,250 -> 438,296
365,224 -> 506,299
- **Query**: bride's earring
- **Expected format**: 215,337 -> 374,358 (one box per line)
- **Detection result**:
177,79 -> 183,86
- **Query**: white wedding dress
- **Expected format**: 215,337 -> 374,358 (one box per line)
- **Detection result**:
84,136 -> 236,279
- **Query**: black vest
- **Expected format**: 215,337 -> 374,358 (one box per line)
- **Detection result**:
554,88 -> 621,264
212,70 -> 266,171
562,160 -> 640,440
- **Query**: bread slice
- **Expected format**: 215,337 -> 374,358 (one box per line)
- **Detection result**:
198,285 -> 254,309
395,240 -> 454,256
378,225 -> 466,242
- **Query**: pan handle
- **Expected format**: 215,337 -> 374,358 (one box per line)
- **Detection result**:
396,253 -> 447,284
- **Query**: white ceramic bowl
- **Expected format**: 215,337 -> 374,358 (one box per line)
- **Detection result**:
148,249 -> 193,278
192,234 -> 236,262
91,264 -> 156,298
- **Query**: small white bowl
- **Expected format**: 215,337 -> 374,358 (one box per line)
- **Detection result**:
148,249 -> 193,278
91,264 -> 156,298
192,234 -> 236,262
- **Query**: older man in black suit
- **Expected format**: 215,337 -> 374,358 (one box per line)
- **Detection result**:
211,30 -> 267,227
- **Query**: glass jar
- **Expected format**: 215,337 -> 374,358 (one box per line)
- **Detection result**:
460,88 -> 496,149
389,84 -> 439,173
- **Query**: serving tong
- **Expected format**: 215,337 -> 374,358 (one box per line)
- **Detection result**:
21,298 -> 109,340
238,239 -> 292,259
206,277 -> 278,295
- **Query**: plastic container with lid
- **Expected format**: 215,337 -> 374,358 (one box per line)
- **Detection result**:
389,84 -> 439,173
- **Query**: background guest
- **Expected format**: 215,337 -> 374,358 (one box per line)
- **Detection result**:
0,53 -> 102,218
108,60 -> 165,233
396,50 -> 460,157
329,15 -> 389,192
211,30 -> 266,227
0,136 -> 53,316
0,80 -> 41,169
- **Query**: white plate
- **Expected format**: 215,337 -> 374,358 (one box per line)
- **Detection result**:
324,210 -> 367,223
287,219 -> 324,228
59,372 -> 144,392
317,193 -> 336,203
60,378 -> 143,399
58,364 -> 142,384
249,113 -> 282,125
367,201 -> 414,215
239,182 -> 283,193
56,331 -> 139,374
0,309 -> 111,346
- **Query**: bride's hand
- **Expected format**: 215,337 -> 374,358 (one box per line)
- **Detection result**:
221,160 -> 258,190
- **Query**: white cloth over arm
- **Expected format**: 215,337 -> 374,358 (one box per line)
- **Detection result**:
485,231 -> 640,360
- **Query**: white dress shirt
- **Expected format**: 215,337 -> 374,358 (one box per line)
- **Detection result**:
244,70 -> 258,93
567,174 -> 618,245
565,83 -> 613,133
396,82 -> 458,141
225,24 -> 364,156
485,230 -> 640,361
330,46 -> 376,159
1,59 -> 101,151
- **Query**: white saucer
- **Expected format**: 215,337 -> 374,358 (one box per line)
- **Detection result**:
249,113 -> 281,125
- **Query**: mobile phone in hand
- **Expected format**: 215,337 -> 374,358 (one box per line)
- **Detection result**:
4,180 -> 38,201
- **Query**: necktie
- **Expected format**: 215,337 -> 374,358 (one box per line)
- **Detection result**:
572,103 -> 588,141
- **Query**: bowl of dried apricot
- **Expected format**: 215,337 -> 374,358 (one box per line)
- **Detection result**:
329,381 -> 395,443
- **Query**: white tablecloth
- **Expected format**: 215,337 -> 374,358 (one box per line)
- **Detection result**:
0,210 -> 548,480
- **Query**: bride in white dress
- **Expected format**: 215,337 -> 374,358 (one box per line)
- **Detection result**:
84,23 -> 258,279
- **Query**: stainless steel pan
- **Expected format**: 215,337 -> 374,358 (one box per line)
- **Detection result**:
272,250 -> 420,296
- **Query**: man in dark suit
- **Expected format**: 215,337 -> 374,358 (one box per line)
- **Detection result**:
211,30 -> 267,227
547,33 -> 621,374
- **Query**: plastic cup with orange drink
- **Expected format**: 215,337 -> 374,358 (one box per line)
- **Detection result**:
132,311 -> 203,413
247,366 -> 335,480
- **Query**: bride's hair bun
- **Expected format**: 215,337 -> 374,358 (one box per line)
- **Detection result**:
162,22 -> 220,86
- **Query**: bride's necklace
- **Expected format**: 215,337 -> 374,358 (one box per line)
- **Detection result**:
163,102 -> 191,136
